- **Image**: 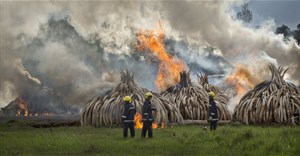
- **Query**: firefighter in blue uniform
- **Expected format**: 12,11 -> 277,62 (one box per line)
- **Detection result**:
122,96 -> 136,138
208,92 -> 218,131
142,92 -> 156,138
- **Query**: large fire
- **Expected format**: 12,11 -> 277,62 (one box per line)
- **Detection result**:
135,22 -> 186,91
226,64 -> 258,95
134,112 -> 166,129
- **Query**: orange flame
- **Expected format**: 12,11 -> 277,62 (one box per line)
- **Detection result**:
16,111 -> 21,116
226,64 -> 258,95
42,111 -> 53,116
15,98 -> 53,117
152,122 -> 158,129
16,97 -> 28,116
134,112 -> 165,129
24,110 -> 28,117
134,112 -> 143,129
135,22 -> 186,91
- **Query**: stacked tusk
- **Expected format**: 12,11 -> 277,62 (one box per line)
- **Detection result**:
233,64 -> 300,125
161,71 -> 231,120
81,70 -> 184,127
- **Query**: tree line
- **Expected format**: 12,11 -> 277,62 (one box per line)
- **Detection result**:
276,24 -> 300,45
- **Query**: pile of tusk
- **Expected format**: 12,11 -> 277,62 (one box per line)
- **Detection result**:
81,70 -> 184,127
161,71 -> 231,120
233,64 -> 300,125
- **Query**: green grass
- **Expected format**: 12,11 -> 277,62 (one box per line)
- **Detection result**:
0,121 -> 299,156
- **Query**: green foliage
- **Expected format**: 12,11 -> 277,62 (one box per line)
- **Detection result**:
0,123 -> 299,155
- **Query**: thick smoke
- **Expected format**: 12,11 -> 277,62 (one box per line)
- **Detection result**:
162,1 -> 300,83
15,58 -> 41,85
1,1 -> 299,109
0,2 -> 161,107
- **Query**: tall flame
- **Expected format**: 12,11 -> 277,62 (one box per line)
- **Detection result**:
135,22 -> 186,91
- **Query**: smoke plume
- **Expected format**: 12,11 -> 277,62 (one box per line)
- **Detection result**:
1,1 -> 299,109
162,1 -> 299,82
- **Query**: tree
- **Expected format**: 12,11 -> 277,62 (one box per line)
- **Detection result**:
275,25 -> 291,38
292,23 -> 300,44
275,24 -> 300,45
236,3 -> 253,23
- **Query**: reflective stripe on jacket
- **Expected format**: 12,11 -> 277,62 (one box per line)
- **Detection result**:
122,102 -> 136,122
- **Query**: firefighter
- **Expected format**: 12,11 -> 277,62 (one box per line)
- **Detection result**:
142,92 -> 156,138
208,91 -> 218,131
122,96 -> 136,138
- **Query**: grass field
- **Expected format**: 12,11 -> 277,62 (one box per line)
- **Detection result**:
0,121 -> 299,156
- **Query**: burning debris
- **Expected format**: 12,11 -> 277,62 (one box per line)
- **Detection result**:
1,97 -> 29,116
233,64 -> 300,125
161,71 -> 231,120
1,88 -> 80,117
81,70 -> 183,127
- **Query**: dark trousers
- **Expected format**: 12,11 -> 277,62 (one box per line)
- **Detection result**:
123,122 -> 135,138
142,121 -> 153,138
210,121 -> 218,131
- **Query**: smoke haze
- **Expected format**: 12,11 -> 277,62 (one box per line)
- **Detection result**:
1,1 -> 299,108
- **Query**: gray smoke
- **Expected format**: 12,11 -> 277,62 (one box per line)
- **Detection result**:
1,1 -> 299,108
162,1 -> 300,83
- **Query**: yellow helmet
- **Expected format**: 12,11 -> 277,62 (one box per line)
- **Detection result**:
145,92 -> 153,99
208,91 -> 216,99
123,96 -> 132,103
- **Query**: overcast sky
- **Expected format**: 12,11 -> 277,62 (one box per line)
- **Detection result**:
248,0 -> 300,29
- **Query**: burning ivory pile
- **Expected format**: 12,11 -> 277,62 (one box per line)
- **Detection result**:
161,71 -> 231,120
1,97 -> 28,116
233,64 -> 300,125
81,70 -> 183,127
